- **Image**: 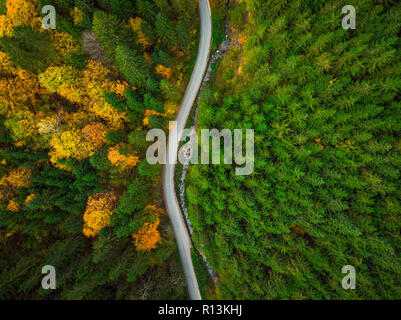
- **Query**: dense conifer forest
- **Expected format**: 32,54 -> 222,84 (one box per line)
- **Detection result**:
0,0 -> 198,299
187,0 -> 401,299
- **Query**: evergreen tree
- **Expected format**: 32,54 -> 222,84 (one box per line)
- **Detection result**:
176,19 -> 192,50
0,25 -> 56,73
92,10 -> 134,63
115,45 -> 150,87
155,13 -> 177,46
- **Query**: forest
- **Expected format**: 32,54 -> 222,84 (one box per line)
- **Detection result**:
0,0 -> 199,299
186,0 -> 401,299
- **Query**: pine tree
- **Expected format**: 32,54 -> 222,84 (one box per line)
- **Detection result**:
155,13 -> 176,46
176,19 -> 192,50
115,45 -> 150,87
0,25 -> 56,73
92,10 -> 133,63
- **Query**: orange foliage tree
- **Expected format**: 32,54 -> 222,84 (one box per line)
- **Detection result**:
0,69 -> 53,148
0,167 -> 31,200
131,205 -> 164,251
0,70 -> 48,117
0,0 -> 41,37
83,191 -> 119,237
143,109 -> 164,127
81,122 -> 107,147
132,219 -> 161,251
0,50 -> 18,76
155,64 -> 172,79
70,7 -> 84,26
7,200 -> 19,212
107,144 -> 140,169
49,123 -> 106,167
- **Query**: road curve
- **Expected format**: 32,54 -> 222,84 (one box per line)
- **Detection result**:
163,0 -> 212,300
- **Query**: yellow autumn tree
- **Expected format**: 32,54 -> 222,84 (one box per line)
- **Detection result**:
237,33 -> 248,46
4,113 -> 38,146
0,167 -> 31,200
49,130 -> 89,167
0,15 -> 10,37
70,7 -> 84,26
65,110 -> 98,128
39,65 -> 85,104
24,193 -> 35,206
49,123 -> 107,167
143,109 -> 165,127
155,64 -> 172,79
144,204 -> 165,217
1,70 -> 48,117
0,0 -> 41,37
7,200 -> 19,212
82,60 -> 129,128
164,101 -> 178,115
81,122 -> 107,147
107,144 -> 140,169
143,52 -> 153,64
129,17 -> 151,48
0,51 -> 18,76
0,69 -> 47,147
51,31 -> 80,57
314,138 -> 325,150
132,219 -> 162,251
39,59 -> 131,129
82,60 -> 115,97
83,191 -> 119,237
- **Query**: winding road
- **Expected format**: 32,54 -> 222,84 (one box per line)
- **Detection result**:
163,0 -> 212,301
